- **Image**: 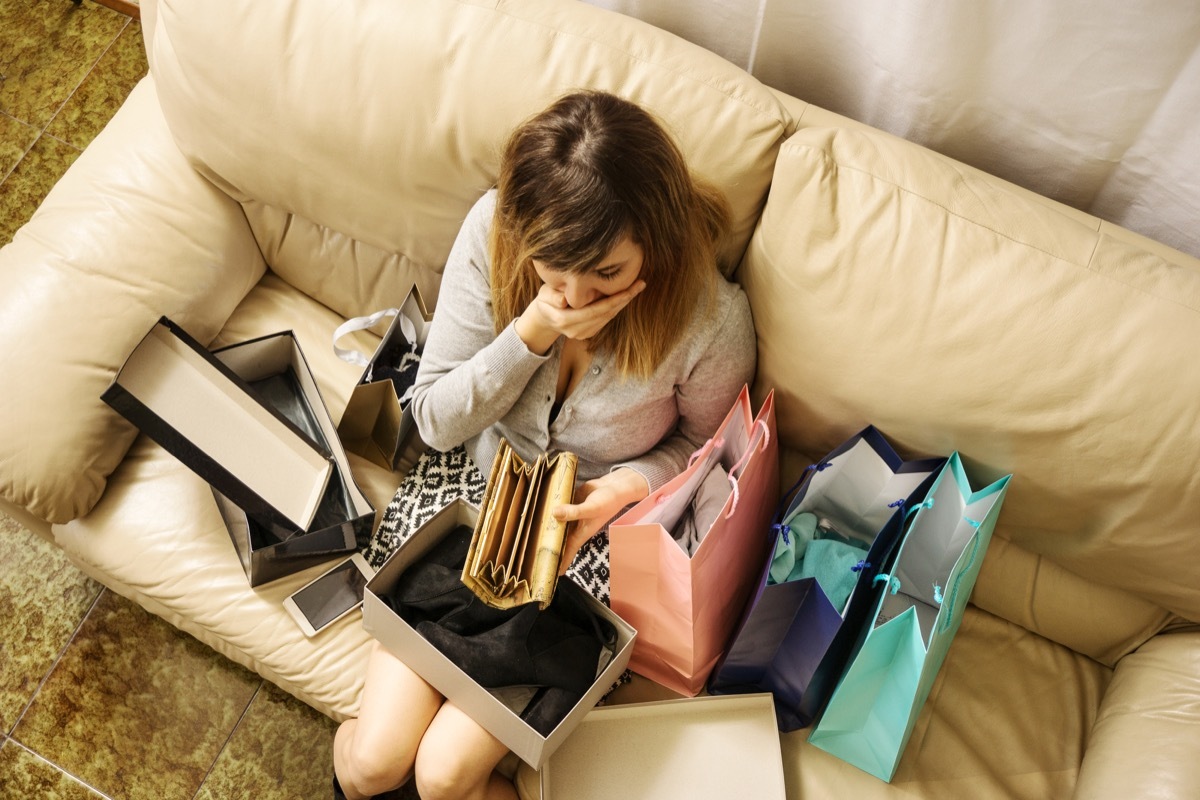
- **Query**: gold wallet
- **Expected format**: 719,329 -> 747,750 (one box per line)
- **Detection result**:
462,438 -> 578,610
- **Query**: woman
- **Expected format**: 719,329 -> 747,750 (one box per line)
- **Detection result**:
335,90 -> 756,800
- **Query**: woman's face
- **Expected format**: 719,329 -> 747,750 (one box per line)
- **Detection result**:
532,236 -> 644,309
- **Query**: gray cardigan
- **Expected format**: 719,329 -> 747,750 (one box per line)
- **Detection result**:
410,190 -> 757,493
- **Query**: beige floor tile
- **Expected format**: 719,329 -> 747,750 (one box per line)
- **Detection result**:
0,737 -> 107,799
196,682 -> 338,800
46,21 -> 147,150
0,514 -> 102,734
0,132 -> 81,246
0,112 -> 40,180
0,0 -> 127,128
12,591 -> 260,800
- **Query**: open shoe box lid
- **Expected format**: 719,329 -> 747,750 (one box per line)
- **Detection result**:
539,693 -> 786,799
102,317 -> 333,532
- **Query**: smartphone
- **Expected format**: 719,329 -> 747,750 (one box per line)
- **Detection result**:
283,553 -> 374,637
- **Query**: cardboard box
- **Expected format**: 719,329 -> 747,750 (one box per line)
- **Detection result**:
363,499 -> 636,769
336,288 -> 433,471
103,318 -> 374,586
539,694 -> 787,799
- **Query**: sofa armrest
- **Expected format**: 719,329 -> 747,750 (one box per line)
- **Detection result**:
1073,631 -> 1200,799
0,76 -> 266,524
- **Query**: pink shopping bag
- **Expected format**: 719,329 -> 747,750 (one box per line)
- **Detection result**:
608,385 -> 779,696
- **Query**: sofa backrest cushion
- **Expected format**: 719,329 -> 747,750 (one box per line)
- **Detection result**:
148,0 -> 790,319
740,122 -> 1200,639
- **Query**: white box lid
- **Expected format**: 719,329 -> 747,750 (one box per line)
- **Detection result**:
540,693 -> 786,799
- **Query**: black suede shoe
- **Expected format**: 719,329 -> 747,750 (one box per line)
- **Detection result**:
520,684 -> 585,736
386,526 -> 523,635
385,526 -> 618,738
415,581 -> 613,694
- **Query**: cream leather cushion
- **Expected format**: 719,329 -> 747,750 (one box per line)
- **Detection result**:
741,124 -> 1200,637
149,0 -> 791,319
1074,631 -> 1200,798
0,78 -> 266,524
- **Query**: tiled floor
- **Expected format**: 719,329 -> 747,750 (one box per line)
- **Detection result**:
1,3 -> 340,798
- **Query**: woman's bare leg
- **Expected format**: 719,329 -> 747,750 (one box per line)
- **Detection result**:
413,701 -> 518,800
334,641 -> 444,799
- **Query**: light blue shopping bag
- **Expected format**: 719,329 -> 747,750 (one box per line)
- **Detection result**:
808,452 -> 1011,781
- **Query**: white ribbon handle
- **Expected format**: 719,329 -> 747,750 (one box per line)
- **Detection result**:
332,308 -> 418,368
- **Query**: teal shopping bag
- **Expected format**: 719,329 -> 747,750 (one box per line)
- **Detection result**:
808,452 -> 1011,781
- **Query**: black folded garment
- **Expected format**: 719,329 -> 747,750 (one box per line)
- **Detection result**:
368,339 -> 421,401
385,525 -> 615,735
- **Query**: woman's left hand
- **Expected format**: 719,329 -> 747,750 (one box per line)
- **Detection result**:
553,467 -> 650,574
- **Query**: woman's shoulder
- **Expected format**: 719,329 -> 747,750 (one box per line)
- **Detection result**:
714,273 -> 748,307
443,189 -> 499,282
473,187 -> 498,215
707,275 -> 754,334
677,275 -> 755,358
461,188 -> 498,236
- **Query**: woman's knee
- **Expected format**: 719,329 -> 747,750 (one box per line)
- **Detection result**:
338,718 -> 415,795
413,745 -> 475,800
413,704 -> 511,800
339,642 -> 443,794
413,737 -> 508,800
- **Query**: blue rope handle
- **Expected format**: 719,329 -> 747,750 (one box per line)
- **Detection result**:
873,573 -> 901,595
939,516 -> 983,632
905,497 -> 934,521
769,460 -> 832,544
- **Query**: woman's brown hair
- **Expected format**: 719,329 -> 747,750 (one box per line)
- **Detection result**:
489,90 -> 731,380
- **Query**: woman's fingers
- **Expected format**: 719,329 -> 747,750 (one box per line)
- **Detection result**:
537,281 -> 645,340
557,525 -> 593,575
554,470 -> 649,575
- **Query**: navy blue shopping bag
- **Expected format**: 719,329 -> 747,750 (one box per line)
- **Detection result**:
707,426 -> 943,730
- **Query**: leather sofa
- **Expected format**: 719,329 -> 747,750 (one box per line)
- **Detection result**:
2,0 -> 1199,797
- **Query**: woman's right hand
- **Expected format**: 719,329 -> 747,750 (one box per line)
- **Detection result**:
553,467 -> 650,573
515,280 -> 645,355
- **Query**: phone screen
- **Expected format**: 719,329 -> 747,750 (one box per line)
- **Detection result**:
291,559 -> 368,630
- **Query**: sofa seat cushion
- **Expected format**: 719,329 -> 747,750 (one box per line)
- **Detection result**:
53,273 -> 409,720
514,607 -> 1108,799
780,608 -> 1111,799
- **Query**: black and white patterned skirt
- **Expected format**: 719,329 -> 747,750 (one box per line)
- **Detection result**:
365,445 -> 613,606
